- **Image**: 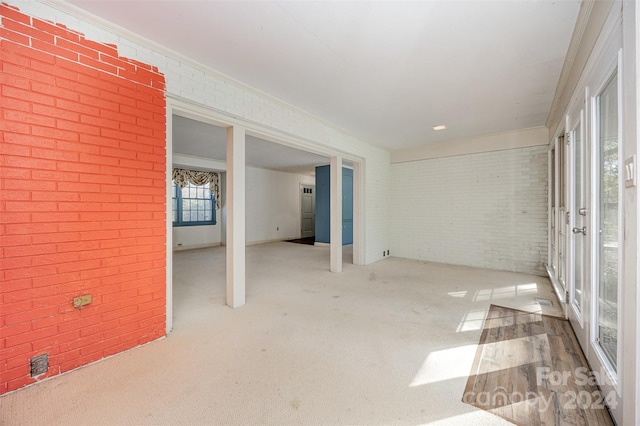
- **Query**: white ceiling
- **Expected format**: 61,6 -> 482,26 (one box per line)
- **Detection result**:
172,115 -> 330,174
66,0 -> 580,152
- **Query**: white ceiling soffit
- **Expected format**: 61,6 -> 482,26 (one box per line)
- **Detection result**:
66,0 -> 581,151
172,115 -> 330,174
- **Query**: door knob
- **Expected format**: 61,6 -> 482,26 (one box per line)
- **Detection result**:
572,227 -> 586,235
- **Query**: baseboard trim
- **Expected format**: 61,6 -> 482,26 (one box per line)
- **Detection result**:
173,242 -> 221,251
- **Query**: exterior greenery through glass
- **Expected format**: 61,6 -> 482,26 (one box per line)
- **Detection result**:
597,71 -> 619,371
172,181 -> 216,226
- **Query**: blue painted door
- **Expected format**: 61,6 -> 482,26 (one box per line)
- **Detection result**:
342,168 -> 353,245
314,165 -> 353,245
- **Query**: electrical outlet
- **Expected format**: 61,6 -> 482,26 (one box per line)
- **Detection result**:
73,294 -> 92,309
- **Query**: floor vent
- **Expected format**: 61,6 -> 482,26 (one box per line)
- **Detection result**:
30,354 -> 48,377
534,297 -> 553,307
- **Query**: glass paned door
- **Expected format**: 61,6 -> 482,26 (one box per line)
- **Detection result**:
570,114 -> 585,315
596,71 -> 619,370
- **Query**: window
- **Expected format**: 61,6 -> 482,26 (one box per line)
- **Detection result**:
172,181 -> 216,226
595,70 -> 619,371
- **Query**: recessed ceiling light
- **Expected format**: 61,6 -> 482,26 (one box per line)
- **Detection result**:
432,125 -> 447,131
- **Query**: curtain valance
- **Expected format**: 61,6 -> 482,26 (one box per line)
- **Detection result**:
172,168 -> 220,209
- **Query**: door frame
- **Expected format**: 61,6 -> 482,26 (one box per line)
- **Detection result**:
166,96 -> 367,333
566,102 -> 589,346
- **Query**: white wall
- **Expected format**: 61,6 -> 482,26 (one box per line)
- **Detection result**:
246,167 -> 314,244
172,160 -> 314,249
173,224 -> 221,250
390,144 -> 548,276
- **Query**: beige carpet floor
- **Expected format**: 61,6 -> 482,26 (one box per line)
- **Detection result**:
1,242 -> 562,425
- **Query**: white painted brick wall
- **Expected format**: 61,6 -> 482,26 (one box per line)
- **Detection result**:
23,1 -> 390,264
390,146 -> 548,275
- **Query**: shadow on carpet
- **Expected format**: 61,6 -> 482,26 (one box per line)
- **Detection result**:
462,304 -> 614,426
285,237 -> 315,245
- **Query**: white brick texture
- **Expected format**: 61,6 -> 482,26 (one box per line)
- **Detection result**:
390,146 -> 548,275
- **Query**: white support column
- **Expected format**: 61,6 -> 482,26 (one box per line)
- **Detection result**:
330,156 -> 343,272
352,161 -> 364,265
226,125 -> 246,308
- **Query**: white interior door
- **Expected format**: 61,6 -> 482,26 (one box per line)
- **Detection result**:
301,185 -> 315,238
567,108 -> 590,350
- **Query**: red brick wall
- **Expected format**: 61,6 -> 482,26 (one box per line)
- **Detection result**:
0,3 -> 167,394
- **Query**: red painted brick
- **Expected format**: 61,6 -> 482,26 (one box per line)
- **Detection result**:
79,212 -> 120,222
32,38 -> 79,62
32,103 -> 80,122
0,166 -> 30,180
55,75 -> 100,98
3,179 -> 56,192
0,343 -> 32,365
32,329 -> 80,352
56,119 -> 101,137
3,85 -> 55,107
80,94 -> 120,113
78,153 -> 120,167
2,39 -> 54,64
0,143 -> 30,157
55,258 -> 101,274
3,264 -> 58,282
31,212 -> 79,223
6,353 -> 32,370
0,72 -> 29,91
79,37 -> 117,57
58,332 -> 103,354
6,324 -> 59,348
31,81 -> 78,102
31,125 -> 79,143
5,306 -> 57,326
58,202 -> 102,212
1,322 -> 32,341
0,3 -> 166,395
0,47 -> 30,67
57,314 -> 101,334
99,53 -> 129,69
100,69 -> 137,90
56,37 -> 99,59
0,209 -> 30,223
56,97 -> 100,117
0,4 -> 31,24
32,169 -> 80,183
4,154 -> 58,171
4,109 -> 55,128
0,234 -> 32,247
119,103 -> 152,120
32,18 -> 80,42
49,349 -> 82,369
2,17 -> 54,43
4,201 -> 57,213
4,366 -> 32,383
0,25 -> 28,45
2,62 -> 52,85
4,133 -> 55,149
31,147 -> 79,162
5,222 -> 58,236
79,54 -> 117,74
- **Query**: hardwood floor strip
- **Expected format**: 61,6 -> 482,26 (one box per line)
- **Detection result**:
462,305 -> 614,426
